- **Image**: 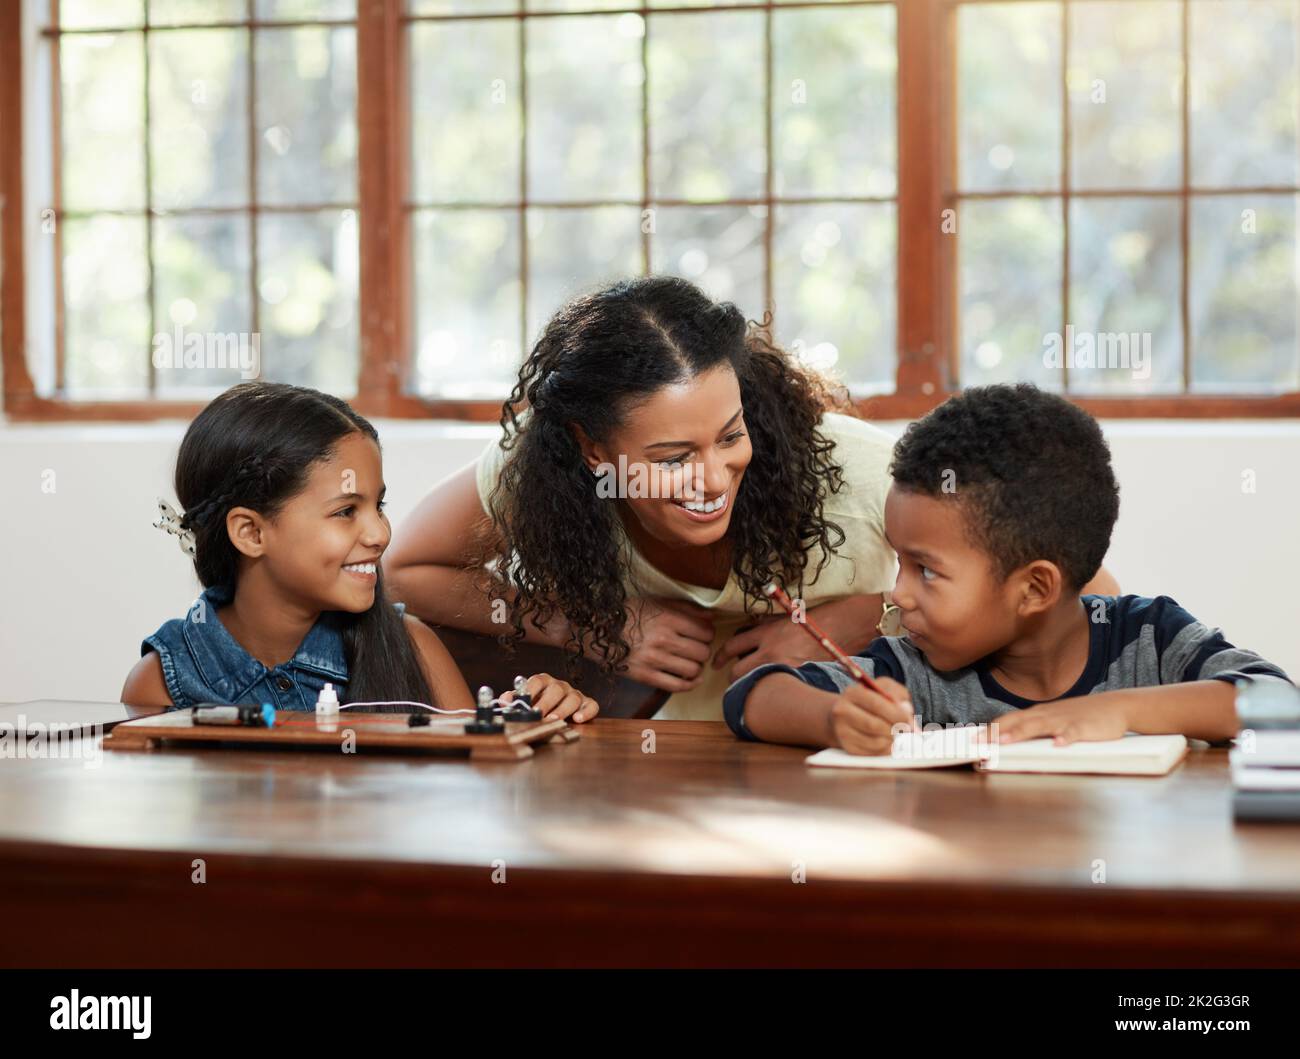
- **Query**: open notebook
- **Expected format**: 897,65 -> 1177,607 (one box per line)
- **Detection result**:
806,726 -> 1188,776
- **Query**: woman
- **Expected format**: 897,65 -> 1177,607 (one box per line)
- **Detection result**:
385,276 -> 1117,720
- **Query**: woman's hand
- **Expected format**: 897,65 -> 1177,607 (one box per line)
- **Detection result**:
611,597 -> 716,693
711,594 -> 883,682
501,673 -> 599,723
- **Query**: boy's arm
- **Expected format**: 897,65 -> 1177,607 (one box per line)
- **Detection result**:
740,672 -> 840,748
1107,681 -> 1238,743
997,680 -> 1239,745
998,596 -> 1291,745
1144,596 -> 1292,741
722,640 -> 911,749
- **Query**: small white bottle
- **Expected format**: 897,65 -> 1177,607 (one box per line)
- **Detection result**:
316,682 -> 340,716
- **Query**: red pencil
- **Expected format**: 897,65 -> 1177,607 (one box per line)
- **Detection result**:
763,582 -> 918,730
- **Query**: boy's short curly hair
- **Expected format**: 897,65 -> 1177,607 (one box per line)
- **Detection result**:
889,384 -> 1120,590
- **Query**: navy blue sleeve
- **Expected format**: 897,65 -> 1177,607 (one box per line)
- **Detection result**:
721,638 -> 908,743
721,662 -> 836,742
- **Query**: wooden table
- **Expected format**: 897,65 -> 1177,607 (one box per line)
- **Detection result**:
1,718 -> 1298,967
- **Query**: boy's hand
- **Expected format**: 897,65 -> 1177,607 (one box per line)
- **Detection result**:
501,673 -> 599,724
993,693 -> 1130,746
829,676 -> 916,756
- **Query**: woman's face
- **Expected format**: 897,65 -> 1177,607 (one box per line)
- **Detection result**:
579,365 -> 753,548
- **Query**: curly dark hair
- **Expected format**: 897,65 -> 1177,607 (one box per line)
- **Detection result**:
482,274 -> 857,673
889,383 -> 1120,590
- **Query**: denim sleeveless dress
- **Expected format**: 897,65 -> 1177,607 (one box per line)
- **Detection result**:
142,582 -> 404,711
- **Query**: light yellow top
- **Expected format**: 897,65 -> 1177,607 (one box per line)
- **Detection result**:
474,411 -> 899,721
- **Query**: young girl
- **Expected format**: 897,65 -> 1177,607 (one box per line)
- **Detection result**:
121,381 -> 599,723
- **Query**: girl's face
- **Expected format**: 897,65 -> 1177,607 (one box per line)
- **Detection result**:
247,432 -> 391,614
578,365 -> 753,549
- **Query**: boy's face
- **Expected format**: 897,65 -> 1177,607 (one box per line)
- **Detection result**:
882,484 -> 1022,673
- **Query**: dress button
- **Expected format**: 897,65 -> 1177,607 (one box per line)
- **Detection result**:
276,676 -> 293,691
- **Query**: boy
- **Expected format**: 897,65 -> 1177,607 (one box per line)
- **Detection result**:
724,384 -> 1290,753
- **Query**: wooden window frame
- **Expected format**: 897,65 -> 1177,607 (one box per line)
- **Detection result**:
3,0 -> 1298,423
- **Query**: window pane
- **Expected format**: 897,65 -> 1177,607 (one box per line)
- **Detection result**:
61,34 -> 145,212
773,203 -> 896,391
960,198 -> 1063,387
1068,198 -> 1181,394
413,210 -> 522,399
650,0 -> 864,6
648,206 -> 766,315
525,207 -> 642,342
648,11 -> 764,201
149,29 -> 248,210
256,27 -> 357,206
959,2 -> 1061,192
257,210 -> 360,393
1069,1 -> 1181,191
60,1 -> 143,31
1190,196 -> 1299,393
526,16 -> 643,202
410,20 -> 520,204
63,216 -> 151,395
411,1 -> 517,13
150,1 -> 245,25
153,213 -> 254,396
1190,0 -> 1299,188
528,1 -> 632,11
773,4 -> 897,198
255,0 -> 357,18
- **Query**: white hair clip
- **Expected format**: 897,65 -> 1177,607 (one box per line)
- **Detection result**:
153,497 -> 197,558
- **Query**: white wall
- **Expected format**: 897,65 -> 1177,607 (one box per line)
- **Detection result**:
1,417 -> 1297,703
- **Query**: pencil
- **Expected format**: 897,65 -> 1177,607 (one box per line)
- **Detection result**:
762,582 -> 919,731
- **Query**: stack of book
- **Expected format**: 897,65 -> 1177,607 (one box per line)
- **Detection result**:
1232,681 -> 1300,821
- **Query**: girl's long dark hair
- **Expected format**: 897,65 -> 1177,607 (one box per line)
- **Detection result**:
484,274 -> 855,674
174,381 -> 435,707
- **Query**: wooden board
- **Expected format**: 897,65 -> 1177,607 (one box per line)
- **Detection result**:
102,708 -> 580,762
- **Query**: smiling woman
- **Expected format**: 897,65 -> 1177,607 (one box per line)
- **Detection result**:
384,276 -> 903,721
